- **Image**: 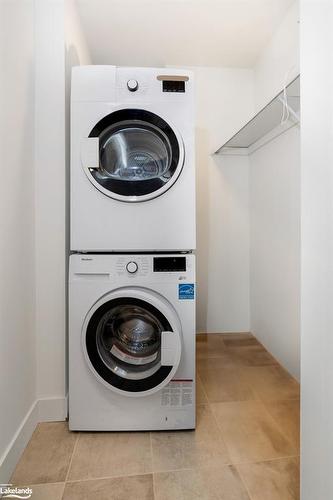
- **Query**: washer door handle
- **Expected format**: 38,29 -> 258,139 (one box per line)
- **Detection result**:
161,331 -> 179,366
81,137 -> 99,170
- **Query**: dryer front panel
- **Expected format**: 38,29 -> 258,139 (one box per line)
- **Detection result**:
83,288 -> 182,396
82,109 -> 184,202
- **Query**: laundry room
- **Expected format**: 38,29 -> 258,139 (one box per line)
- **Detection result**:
2,0 -> 333,499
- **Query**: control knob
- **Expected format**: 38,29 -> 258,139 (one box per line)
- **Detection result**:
127,79 -> 139,92
126,261 -> 138,274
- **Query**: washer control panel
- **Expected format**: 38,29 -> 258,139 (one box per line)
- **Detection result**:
153,256 -> 186,272
71,254 -> 194,283
115,256 -> 149,277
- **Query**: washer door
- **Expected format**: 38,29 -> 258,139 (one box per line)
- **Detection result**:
81,109 -> 184,202
83,288 -> 182,396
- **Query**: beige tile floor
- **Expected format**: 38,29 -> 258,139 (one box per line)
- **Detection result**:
10,333 -> 300,500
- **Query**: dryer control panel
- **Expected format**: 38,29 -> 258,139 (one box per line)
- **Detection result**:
162,80 -> 185,93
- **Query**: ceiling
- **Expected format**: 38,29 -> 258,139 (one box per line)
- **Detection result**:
76,0 -> 296,68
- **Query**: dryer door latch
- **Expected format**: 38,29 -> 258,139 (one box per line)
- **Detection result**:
81,137 -> 99,170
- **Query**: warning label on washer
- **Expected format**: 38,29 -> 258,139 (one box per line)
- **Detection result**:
161,380 -> 194,408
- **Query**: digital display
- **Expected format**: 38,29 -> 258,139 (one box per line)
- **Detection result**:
162,80 -> 185,93
153,257 -> 186,272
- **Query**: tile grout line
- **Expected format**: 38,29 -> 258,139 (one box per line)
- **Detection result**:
206,399 -> 234,467
261,401 -> 299,454
19,336 -> 299,498
259,396 -> 300,402
63,431 -> 80,485
235,464 -> 255,500
28,481 -> 65,486
198,355 -> 254,469
59,482 -> 66,500
204,356 -> 298,500
150,432 -> 157,499
205,378 -> 299,467
209,400 -> 299,465
196,372 -> 234,463
235,365 -> 260,401
66,471 -> 154,484
25,455 -> 300,489
257,400 -> 299,456
232,454 -> 300,467
199,367 -> 235,464
234,452 -> 300,500
30,482 -> 66,500
63,468 -> 193,484
196,371 -> 209,406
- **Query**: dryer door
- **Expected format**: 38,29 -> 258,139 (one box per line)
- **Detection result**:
83,288 -> 182,396
81,109 -> 184,202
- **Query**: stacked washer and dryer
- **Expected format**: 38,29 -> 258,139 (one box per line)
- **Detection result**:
69,66 -> 196,431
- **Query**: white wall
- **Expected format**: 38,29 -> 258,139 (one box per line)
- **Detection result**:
34,0 -> 67,404
250,127 -> 300,379
190,4 -> 300,343
34,0 -> 91,406
249,1 -> 300,379
65,0 -> 91,66
301,1 -> 333,497
191,67 -> 254,333
0,0 -> 92,481
0,0 -> 36,481
65,0 -> 92,391
254,1 -> 299,110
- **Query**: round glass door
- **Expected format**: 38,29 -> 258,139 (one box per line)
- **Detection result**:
85,296 -> 179,393
86,109 -> 184,202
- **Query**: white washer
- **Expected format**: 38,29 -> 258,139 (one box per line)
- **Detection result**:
70,66 -> 195,252
69,253 -> 196,431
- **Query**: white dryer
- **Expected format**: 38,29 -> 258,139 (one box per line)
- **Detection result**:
70,66 -> 195,252
69,253 -> 195,431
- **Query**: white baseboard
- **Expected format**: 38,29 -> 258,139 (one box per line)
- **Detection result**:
0,401 -> 39,483
0,397 -> 68,483
38,396 -> 68,422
